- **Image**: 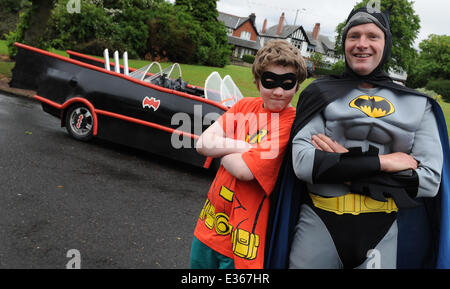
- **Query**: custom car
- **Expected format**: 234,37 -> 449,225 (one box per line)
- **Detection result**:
10,42 -> 243,169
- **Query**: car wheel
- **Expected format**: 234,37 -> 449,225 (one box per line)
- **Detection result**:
65,103 -> 94,141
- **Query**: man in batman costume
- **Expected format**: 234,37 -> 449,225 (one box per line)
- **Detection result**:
265,6 -> 450,269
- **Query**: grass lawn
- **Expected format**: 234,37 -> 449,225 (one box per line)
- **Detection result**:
0,40 -> 7,54
1,40 -> 449,139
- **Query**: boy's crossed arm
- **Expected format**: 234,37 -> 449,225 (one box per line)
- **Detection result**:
196,121 -> 255,181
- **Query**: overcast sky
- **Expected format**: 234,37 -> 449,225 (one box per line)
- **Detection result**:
213,0 -> 449,50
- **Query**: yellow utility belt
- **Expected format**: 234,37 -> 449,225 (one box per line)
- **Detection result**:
309,193 -> 398,215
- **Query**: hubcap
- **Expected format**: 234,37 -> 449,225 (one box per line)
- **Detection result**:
69,107 -> 92,137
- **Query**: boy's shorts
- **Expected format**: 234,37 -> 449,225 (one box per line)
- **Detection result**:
190,236 -> 235,269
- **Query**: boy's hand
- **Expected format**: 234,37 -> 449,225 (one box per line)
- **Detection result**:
311,134 -> 349,153
196,121 -> 252,158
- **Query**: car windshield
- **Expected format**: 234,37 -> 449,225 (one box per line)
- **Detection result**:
204,72 -> 243,107
144,63 -> 181,83
129,62 -> 162,81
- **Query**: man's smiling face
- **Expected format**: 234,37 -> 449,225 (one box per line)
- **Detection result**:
344,23 -> 385,76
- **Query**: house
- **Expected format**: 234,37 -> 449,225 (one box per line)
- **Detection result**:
260,13 -> 342,65
218,11 -> 261,59
218,11 -> 407,82
259,13 -> 310,55
304,23 -> 342,65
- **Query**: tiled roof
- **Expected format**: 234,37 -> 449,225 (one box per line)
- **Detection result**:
218,12 -> 249,30
227,35 -> 261,50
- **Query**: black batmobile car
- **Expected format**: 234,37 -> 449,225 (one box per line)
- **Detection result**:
10,43 -> 243,169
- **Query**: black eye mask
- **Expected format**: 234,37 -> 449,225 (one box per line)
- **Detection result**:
261,71 -> 297,90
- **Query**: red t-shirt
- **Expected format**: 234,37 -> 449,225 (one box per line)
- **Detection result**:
193,97 -> 296,269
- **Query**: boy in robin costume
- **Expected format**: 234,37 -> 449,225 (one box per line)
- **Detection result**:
266,6 -> 450,269
190,40 -> 307,269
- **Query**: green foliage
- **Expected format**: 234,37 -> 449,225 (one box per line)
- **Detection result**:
44,0 -> 153,58
314,67 -> 334,76
5,6 -> 32,58
406,67 -> 428,88
416,87 -> 442,101
174,0 -> 230,67
334,0 -> 421,73
426,79 -> 450,102
330,60 -> 346,75
175,0 -> 218,23
407,34 -> 450,88
418,34 -> 450,79
0,0 -> 29,12
101,0 -> 163,9
309,52 -> 324,67
147,2 -> 199,63
197,20 -> 231,67
7,0 -> 230,66
242,54 -> 255,64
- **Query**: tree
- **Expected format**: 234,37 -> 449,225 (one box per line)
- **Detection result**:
23,0 -> 56,45
417,34 -> 450,80
175,0 -> 218,23
406,34 -> 450,88
43,0 -> 160,58
309,52 -> 324,68
0,0 -> 29,12
334,0 -> 421,73
6,0 -> 57,57
147,2 -> 200,63
174,0 -> 230,67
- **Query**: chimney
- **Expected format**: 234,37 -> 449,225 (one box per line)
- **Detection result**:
313,23 -> 320,40
277,12 -> 285,35
262,18 -> 267,33
249,13 -> 256,25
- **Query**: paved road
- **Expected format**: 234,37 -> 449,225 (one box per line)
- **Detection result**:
0,92 -> 214,268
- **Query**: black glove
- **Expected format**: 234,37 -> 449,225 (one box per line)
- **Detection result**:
350,169 -> 420,208
312,145 -> 380,184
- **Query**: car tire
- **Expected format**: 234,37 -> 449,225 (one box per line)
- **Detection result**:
65,103 -> 94,141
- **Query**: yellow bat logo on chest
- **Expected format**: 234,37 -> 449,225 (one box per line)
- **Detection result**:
349,95 -> 395,118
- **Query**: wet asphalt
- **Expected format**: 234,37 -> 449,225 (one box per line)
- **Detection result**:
0,92 -> 214,269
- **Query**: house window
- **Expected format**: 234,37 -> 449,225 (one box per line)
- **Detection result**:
307,44 -> 315,52
240,31 -> 251,40
291,39 -> 303,51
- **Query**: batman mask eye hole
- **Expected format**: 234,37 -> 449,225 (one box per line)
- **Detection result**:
261,71 -> 297,90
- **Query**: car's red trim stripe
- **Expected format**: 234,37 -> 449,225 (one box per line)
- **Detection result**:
202,157 -> 213,169
66,50 -> 203,90
15,42 -> 227,111
34,94 -> 216,168
66,50 -> 138,72
33,94 -> 199,139
94,109 -> 199,140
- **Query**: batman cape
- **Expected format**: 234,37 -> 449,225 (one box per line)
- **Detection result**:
264,7 -> 450,269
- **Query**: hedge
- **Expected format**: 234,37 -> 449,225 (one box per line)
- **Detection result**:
426,79 -> 450,102
242,54 -> 255,64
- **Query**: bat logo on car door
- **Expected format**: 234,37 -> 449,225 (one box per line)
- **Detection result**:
142,96 -> 160,111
